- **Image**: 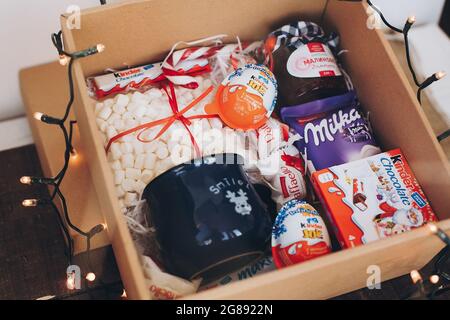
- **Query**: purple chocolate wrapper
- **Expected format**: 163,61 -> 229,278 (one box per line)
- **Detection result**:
281,91 -> 381,171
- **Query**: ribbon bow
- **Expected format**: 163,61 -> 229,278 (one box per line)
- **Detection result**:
105,83 -> 216,159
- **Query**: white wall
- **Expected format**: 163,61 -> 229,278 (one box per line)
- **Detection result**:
0,0 -> 123,121
0,0 -> 446,121
372,0 -> 445,27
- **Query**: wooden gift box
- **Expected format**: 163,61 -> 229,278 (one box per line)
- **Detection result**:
60,0 -> 450,299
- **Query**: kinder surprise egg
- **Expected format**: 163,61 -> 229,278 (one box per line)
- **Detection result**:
272,200 -> 331,268
205,64 -> 277,130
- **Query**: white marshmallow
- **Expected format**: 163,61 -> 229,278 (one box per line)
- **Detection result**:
125,167 -> 141,180
209,117 -> 223,129
115,94 -> 130,107
113,103 -> 126,115
138,117 -> 153,125
179,92 -> 194,106
144,153 -> 157,170
98,106 -> 113,120
133,106 -> 147,118
155,144 -> 169,159
131,91 -> 148,103
170,144 -> 192,165
120,142 -> 133,154
113,119 -> 125,131
95,102 -> 104,115
122,178 -> 136,192
143,140 -> 161,153
125,119 -> 138,130
154,158 -> 174,176
179,134 -> 192,146
145,103 -> 162,120
107,151 -> 116,163
121,153 -> 134,168
138,127 -> 158,142
167,140 -> 179,152
121,134 -> 135,143
96,119 -> 108,133
118,200 -> 126,213
110,143 -> 123,161
106,126 -> 118,140
141,169 -> 155,184
107,113 -> 121,125
145,88 -> 163,99
124,192 -> 138,206
104,99 -> 114,108
126,101 -> 140,113
134,154 -> 145,170
132,141 -> 144,155
114,169 -> 125,185
116,185 -> 125,198
203,129 -> 225,156
122,111 -> 134,120
135,181 -> 147,195
111,160 -> 122,170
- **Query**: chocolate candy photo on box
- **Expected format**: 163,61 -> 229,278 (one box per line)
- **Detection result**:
312,149 -> 438,249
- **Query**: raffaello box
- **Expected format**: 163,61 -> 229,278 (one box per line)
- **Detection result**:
311,149 -> 437,249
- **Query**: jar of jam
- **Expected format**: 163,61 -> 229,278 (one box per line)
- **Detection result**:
265,21 -> 348,108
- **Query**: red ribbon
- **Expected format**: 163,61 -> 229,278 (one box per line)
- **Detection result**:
105,83 -> 217,159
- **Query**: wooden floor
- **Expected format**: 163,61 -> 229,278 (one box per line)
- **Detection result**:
0,144 -> 448,300
0,145 -> 122,300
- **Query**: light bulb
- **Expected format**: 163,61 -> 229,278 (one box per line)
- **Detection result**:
428,223 -> 438,234
97,44 -> 105,53
20,176 -> 32,185
407,16 -> 416,24
59,55 -> 70,66
22,199 -> 38,207
121,290 -> 127,298
436,71 -> 446,80
33,112 -> 44,121
430,275 -> 439,284
85,272 -> 96,282
70,148 -> 78,160
410,270 -> 422,284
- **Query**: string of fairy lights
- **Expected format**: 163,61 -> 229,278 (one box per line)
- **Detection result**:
21,30 -> 107,291
352,0 -> 450,299
22,0 -> 449,299
346,0 -> 449,142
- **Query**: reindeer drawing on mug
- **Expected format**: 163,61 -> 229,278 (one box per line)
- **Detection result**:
194,188 -> 255,246
226,189 -> 252,216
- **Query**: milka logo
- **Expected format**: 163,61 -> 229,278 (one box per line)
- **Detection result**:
304,108 -> 361,146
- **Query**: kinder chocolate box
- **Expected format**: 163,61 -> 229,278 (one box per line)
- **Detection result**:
311,149 -> 437,248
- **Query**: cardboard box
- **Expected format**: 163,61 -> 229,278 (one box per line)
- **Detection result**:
59,0 -> 450,299
312,149 -> 438,249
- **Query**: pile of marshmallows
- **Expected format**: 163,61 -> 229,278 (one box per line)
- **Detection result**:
94,75 -> 255,212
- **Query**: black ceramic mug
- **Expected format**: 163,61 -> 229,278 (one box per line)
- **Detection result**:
142,154 -> 272,282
